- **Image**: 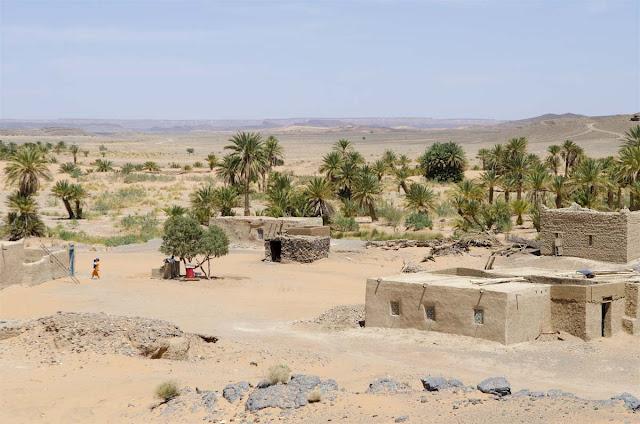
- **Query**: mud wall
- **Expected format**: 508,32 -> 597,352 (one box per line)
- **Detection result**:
540,207 -> 636,263
0,241 -> 69,289
0,240 -> 25,289
210,216 -> 322,243
364,279 -> 549,344
627,212 -> 640,260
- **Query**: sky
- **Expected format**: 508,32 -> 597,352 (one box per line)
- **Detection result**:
0,0 -> 638,120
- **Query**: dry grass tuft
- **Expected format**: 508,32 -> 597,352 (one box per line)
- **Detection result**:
307,389 -> 322,403
155,381 -> 180,401
267,364 -> 291,385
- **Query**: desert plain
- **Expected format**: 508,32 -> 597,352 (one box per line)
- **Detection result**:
1,114 -> 639,423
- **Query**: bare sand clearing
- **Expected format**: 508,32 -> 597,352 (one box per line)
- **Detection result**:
1,241 -> 639,423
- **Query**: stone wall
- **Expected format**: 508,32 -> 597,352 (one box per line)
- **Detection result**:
540,205 -> 640,263
264,235 -> 330,263
0,240 -> 70,289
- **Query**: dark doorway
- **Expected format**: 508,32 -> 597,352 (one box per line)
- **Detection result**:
270,240 -> 282,262
601,302 -> 611,337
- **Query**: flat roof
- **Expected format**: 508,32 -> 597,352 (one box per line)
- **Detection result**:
369,272 -> 547,294
496,267 -> 640,284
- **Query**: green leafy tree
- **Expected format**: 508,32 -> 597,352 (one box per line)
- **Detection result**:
418,142 -> 466,182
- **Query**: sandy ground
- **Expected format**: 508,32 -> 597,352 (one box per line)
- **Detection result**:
1,241 -> 639,423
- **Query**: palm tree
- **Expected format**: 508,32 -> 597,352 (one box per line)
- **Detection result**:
224,132 -> 267,216
571,158 -> 606,208
69,183 -> 87,219
336,157 -> 360,199
480,169 -> 501,204
352,173 -> 381,221
505,153 -> 529,200
53,141 -> 67,155
206,153 -> 218,171
372,159 -> 387,181
319,151 -> 343,182
69,144 -> 80,164
6,192 -> 45,240
404,183 -> 436,214
526,164 -> 550,206
561,140 -> 583,176
545,145 -> 561,175
213,186 -> 239,216
550,175 -> 569,208
142,161 -> 160,172
4,145 -> 51,196
394,166 -> 411,193
94,159 -> 113,172
217,154 -> 240,186
476,148 -> 490,170
382,149 -> 397,169
510,199 -> 529,226
333,139 -> 353,157
261,135 -> 284,190
52,180 -> 76,219
304,177 -> 334,219
623,125 -> 640,147
191,185 -> 217,224
618,145 -> 640,209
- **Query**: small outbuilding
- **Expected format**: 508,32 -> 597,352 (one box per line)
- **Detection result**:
264,235 -> 330,264
540,204 -> 640,263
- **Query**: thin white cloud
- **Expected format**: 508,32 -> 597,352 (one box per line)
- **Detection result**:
2,26 -> 221,43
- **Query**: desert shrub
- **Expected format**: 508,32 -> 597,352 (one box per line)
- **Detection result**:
120,162 -> 136,174
267,364 -> 291,385
307,389 -> 322,403
193,161 -> 203,168
48,226 -> 148,246
331,215 -> 359,232
92,186 -> 146,214
122,173 -> 176,184
60,162 -> 80,175
376,201 -> 404,229
340,198 -> 361,217
530,204 -> 541,232
155,381 -> 180,402
405,212 -> 433,230
169,162 -> 181,169
435,199 -> 456,217
183,165 -> 192,172
120,212 -> 160,239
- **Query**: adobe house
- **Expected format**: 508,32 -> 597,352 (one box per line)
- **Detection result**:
264,234 -> 330,264
0,240 -> 71,289
540,204 -> 640,263
365,267 -> 640,344
210,216 -> 323,243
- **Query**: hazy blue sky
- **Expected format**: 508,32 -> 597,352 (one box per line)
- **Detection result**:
1,0 -> 638,120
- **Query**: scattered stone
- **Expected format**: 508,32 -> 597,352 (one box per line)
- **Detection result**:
394,416 -> 409,422
401,261 -> 425,273
612,393 -> 640,411
245,374 -> 338,412
223,382 -> 251,403
366,378 -> 411,394
477,377 -> 511,397
303,305 -> 365,329
421,376 -> 465,392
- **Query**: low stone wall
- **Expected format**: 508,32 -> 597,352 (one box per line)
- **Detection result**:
0,240 -> 70,289
264,235 -> 330,263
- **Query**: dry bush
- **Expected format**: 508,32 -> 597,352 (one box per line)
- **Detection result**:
307,389 -> 322,403
267,364 -> 291,385
155,380 -> 180,401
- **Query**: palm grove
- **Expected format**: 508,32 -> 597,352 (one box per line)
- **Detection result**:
2,125 -> 640,242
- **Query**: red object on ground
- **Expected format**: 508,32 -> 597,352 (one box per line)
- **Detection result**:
185,265 -> 195,279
